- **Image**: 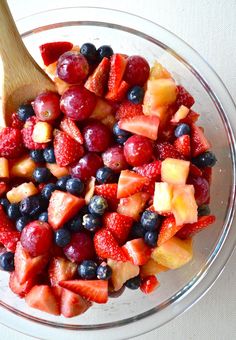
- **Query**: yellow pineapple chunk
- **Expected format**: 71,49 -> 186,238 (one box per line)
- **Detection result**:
153,182 -> 173,213
140,258 -> 168,277
54,77 -> 70,95
107,259 -> 140,291
7,182 -> 38,203
32,122 -> 52,143
10,156 -> 36,179
146,79 -> 177,107
46,163 -> 69,178
171,105 -> 189,123
161,158 -> 190,185
45,61 -> 57,77
150,61 -> 171,80
0,157 -> 9,178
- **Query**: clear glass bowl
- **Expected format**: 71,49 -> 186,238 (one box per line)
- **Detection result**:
0,7 -> 236,340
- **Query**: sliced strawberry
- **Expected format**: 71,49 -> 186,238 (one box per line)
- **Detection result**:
0,182 -> 7,197
133,160 -> 161,180
158,216 -> 183,246
180,110 -> 199,124
155,142 -> 183,160
189,163 -> 202,177
122,238 -> 151,265
176,215 -> 216,239
59,280 -> 108,304
25,285 -> 60,315
140,275 -> 159,294
48,257 -> 77,287
39,41 -> 73,66
119,115 -> 159,140
94,183 -> 119,210
94,228 -> 127,262
105,80 -> 129,101
107,54 -> 127,94
117,192 -> 150,220
60,117 -> 83,144
0,205 -> 14,232
60,288 -> 92,317
85,57 -> 110,96
11,112 -> 24,129
9,271 -> 35,298
0,231 -> 20,252
48,190 -> 85,230
117,170 -> 149,198
176,85 -> 195,108
142,179 -> 156,196
174,134 -> 191,158
191,124 -> 211,157
115,100 -> 143,120
103,212 -> 134,245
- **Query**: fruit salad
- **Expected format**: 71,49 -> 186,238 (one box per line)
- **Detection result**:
0,41 -> 217,317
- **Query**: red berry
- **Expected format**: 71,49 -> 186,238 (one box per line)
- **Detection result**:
70,153 -> 103,181
124,56 -> 150,86
83,120 -> 112,152
63,232 -> 95,263
60,85 -> 97,121
39,41 -> 73,66
116,100 -> 143,120
155,142 -> 182,160
176,85 -> 195,108
33,92 -> 61,122
57,51 -> 89,84
0,127 -> 24,158
22,116 -> 48,150
102,145 -> 128,172
140,275 -> 159,294
124,135 -> 153,166
20,221 -> 53,257
188,175 -> 210,206
11,112 -> 24,129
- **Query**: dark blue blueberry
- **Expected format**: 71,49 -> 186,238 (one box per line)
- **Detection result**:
56,175 -> 71,191
20,195 -> 41,217
97,263 -> 112,280
54,228 -> 71,247
38,212 -> 48,222
198,204 -> 211,217
96,167 -> 115,184
129,222 -> 146,239
41,183 -> 57,200
17,104 -> 34,122
97,45 -> 113,62
127,86 -> 144,104
0,252 -> 14,272
82,213 -> 102,232
141,210 -> 161,231
16,216 -> 29,232
174,123 -> 190,138
66,178 -> 84,195
78,260 -> 97,279
30,150 -> 45,163
192,151 -> 217,168
144,231 -> 158,247
88,195 -> 108,216
7,203 -> 21,220
43,147 -> 56,163
0,198 -> 10,212
80,43 -> 97,63
65,215 -> 83,232
33,167 -> 51,183
115,135 -> 131,145
113,123 -> 131,137
125,275 -> 141,290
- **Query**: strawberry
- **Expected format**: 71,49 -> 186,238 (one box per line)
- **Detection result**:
174,134 -> 191,158
48,190 -> 85,230
191,124 -> 211,157
176,215 -> 216,239
93,228 -> 127,262
54,130 -> 84,167
60,288 -> 92,317
107,258 -> 139,291
0,205 -> 14,232
202,167 -> 212,184
107,54 -> 127,94
140,275 -> 159,294
59,280 -> 108,304
133,160 -> 162,180
94,183 -> 119,210
157,216 -> 183,246
9,271 -> 35,298
60,117 -> 83,144
0,182 -> 7,197
119,115 -> 159,140
105,80 -> 129,101
11,112 -> 24,129
189,163 -> 202,177
0,127 -> 24,158
155,142 -> 183,160
117,170 -> 149,198
176,85 -> 195,108
48,257 -> 77,287
25,285 -> 60,315
103,212 -> 134,245
116,100 -> 143,120
142,179 -> 156,196
117,192 -> 150,220
22,116 -> 48,150
0,231 -> 20,252
122,238 -> 152,265
85,57 -> 110,97
39,41 -> 73,66
180,110 -> 199,124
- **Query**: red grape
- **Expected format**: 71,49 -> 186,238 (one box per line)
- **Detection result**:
57,51 -> 89,84
83,120 -> 112,152
70,153 -> 103,181
33,91 -> 61,122
124,135 -> 153,166
63,232 -> 95,263
124,55 -> 150,86
102,145 -> 128,172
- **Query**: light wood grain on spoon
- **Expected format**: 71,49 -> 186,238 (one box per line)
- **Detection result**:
0,0 -> 55,127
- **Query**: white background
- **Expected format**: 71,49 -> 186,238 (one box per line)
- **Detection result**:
1,0 -> 236,339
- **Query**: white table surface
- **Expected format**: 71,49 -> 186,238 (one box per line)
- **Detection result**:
1,0 -> 236,339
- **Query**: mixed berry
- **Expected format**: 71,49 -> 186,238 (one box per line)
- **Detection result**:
0,40 -> 217,318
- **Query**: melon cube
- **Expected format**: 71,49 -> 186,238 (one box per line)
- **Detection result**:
153,182 -> 173,213
7,182 -> 38,203
10,156 -> 36,179
171,105 -> 189,123
46,163 -> 69,178
140,258 -> 168,277
161,158 -> 190,185
32,122 -> 52,143
107,259 -> 140,291
0,157 -> 9,178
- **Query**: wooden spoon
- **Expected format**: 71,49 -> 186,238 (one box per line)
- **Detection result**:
0,0 -> 55,127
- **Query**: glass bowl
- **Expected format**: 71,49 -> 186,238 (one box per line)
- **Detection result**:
0,7 -> 236,340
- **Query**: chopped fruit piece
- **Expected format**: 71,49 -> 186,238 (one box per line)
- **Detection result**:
0,182 -> 8,197
85,176 -> 96,204
0,127 -> 24,158
107,54 -> 127,94
49,257 -> 77,286
176,215 -> 216,239
11,112 -> 24,129
94,183 -> 119,210
39,41 -> 73,66
70,153 -> 103,181
90,98 -> 113,120
0,231 -> 20,252
144,78 -> 177,109
155,142 -> 182,160
119,115 -> 159,141
140,275 -> 159,294
140,258 -> 168,277
124,135 -> 154,167
189,163 -> 203,177
46,163 -> 69,178
153,182 -> 173,213
32,122 -> 52,143
25,285 -> 60,315
188,175 -> 210,206
124,55 -> 150,86
161,158 -> 190,185
117,192 -> 150,220
149,61 -> 171,80
83,120 -> 112,153
158,216 -> 184,246
103,212 -> 134,245
122,238 -> 152,265
33,92 -> 61,122
59,280 -> 108,304
9,271 -> 35,298
151,236 -> 193,269
102,145 -> 128,172
57,51 -> 89,84
107,259 -> 139,291
202,167 -> 212,184
191,124 -> 211,157
133,160 -> 161,181
6,182 -> 38,204
0,158 -> 9,178
180,110 -> 199,125
0,205 -> 14,231
10,156 -> 36,179
117,170 -> 149,198
171,105 -> 189,123
61,288 -> 92,318
60,117 -> 83,144
105,80 -> 129,101
85,57 -> 110,96
174,135 -> 191,158
48,190 -> 85,230
176,85 -> 195,108
63,232 -> 95,263
22,116 -> 48,150
116,100 -> 143,120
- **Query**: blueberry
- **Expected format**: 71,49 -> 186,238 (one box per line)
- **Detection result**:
192,151 -> 217,168
30,150 -> 45,163
17,104 -> 34,122
82,213 -> 102,232
174,123 -> 190,137
127,86 -> 144,104
129,222 -> 146,239
97,45 -> 113,62
198,204 -> 211,217
115,135 -> 131,145
113,123 -> 131,137
56,175 -> 71,191
125,275 -> 141,290
33,167 -> 51,183
38,212 -> 48,222
0,198 -> 10,212
80,43 -> 97,63
97,263 -> 112,280
0,252 -> 15,272
54,229 -> 71,247
20,195 -> 41,217
16,216 -> 29,232
41,183 -> 57,200
144,231 -> 158,247
78,260 -> 97,279
7,203 -> 21,220
88,196 -> 108,216
96,167 -> 115,184
66,178 -> 84,195
43,147 -> 56,163
141,210 -> 161,231
65,215 -> 83,232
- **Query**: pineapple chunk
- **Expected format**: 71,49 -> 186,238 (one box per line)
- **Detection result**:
171,105 -> 189,123
7,182 -> 38,204
151,236 -> 193,269
90,98 -> 113,120
54,77 -> 70,95
161,158 -> 190,185
32,122 -> 52,143
153,182 -> 173,213
0,157 -> 9,178
46,163 -> 69,178
140,258 -> 168,277
145,79 -> 177,107
149,61 -> 171,80
107,259 -> 140,291
10,156 -> 36,179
